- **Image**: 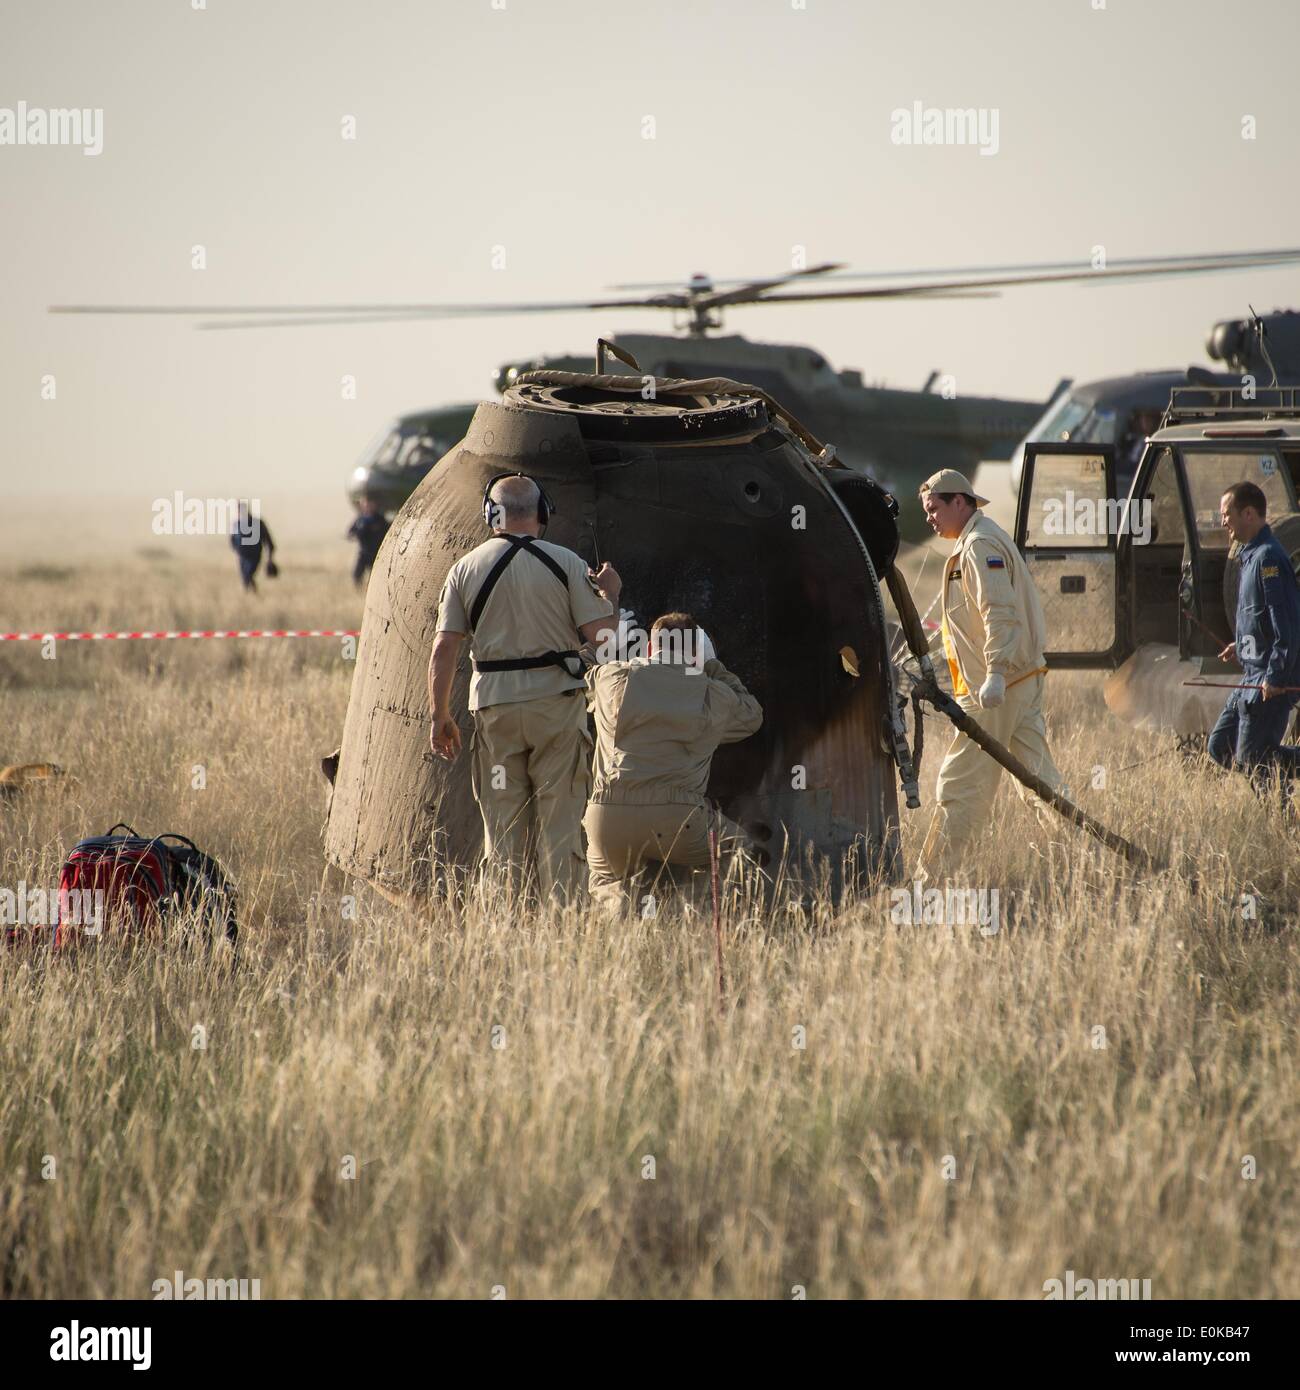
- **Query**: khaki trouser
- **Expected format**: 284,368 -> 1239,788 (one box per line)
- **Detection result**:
915,673 -> 1065,880
471,689 -> 590,899
583,800 -> 750,910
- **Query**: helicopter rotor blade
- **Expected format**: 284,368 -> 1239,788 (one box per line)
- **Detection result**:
610,247 -> 1300,291
49,296 -> 669,319
191,290 -> 1003,327
691,261 -> 845,309
736,249 -> 1300,307
47,264 -> 847,324
193,305 -> 677,329
49,248 -> 1300,328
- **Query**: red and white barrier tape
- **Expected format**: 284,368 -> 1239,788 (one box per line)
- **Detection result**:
1,629 -> 360,641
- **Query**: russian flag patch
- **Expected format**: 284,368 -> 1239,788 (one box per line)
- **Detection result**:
986,555 -> 1006,569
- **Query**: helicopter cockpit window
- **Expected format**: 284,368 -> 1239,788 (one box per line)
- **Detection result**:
1029,396 -> 1091,444
356,422 -> 402,469
396,433 -> 440,468
1028,396 -> 1120,450
1181,449 -> 1294,550
1070,407 -> 1118,445
367,428 -> 403,469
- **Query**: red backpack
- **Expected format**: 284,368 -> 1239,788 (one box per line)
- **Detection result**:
49,824 -> 238,950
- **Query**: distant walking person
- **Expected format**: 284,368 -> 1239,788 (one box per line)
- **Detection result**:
347,497 -> 391,589
231,501 -> 277,593
1209,481 -> 1300,801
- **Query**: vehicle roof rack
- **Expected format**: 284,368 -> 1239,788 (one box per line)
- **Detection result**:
1160,384 -> 1300,428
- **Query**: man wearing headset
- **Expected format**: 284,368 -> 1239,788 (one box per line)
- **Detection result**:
428,473 -> 621,899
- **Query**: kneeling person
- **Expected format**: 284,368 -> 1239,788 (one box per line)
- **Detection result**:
584,613 -> 763,907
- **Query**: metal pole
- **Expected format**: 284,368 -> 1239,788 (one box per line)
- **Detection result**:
887,564 -> 1161,872
918,678 -> 1159,871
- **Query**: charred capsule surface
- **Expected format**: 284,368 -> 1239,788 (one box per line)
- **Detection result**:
324,374 -> 902,899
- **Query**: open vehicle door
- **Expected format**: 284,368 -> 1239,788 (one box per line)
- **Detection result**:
1013,443 -> 1124,667
1173,442 -> 1300,659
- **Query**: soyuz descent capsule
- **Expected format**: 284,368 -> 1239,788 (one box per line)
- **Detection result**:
323,370 -> 910,900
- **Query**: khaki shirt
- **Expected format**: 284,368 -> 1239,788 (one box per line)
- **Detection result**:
939,511 -> 1048,696
437,534 -> 613,711
585,657 -> 763,806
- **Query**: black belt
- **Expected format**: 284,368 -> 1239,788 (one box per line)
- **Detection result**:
474,649 -> 585,679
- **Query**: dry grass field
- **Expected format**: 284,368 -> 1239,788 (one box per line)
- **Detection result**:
1,498 -> 1297,1299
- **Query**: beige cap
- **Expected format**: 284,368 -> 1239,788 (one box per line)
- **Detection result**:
918,468 -> 989,507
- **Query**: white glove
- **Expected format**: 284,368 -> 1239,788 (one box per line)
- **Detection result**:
977,673 -> 1006,709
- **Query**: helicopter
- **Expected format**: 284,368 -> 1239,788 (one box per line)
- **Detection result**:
1009,307 -> 1300,503
50,249 -> 1300,544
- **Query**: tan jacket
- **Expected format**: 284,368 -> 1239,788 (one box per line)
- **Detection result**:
436,534 -> 612,711
585,657 -> 763,806
939,511 -> 1048,696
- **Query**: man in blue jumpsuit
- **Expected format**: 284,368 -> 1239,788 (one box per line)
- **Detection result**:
230,501 -> 276,593
346,497 -> 390,589
1208,480 -> 1300,800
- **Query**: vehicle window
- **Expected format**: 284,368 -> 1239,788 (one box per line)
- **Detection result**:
1023,451 -> 1110,548
1180,448 -> 1294,550
1141,448 -> 1186,544
1282,449 -> 1300,499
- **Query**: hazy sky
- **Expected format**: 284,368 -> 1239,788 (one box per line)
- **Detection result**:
3,0 -> 1300,501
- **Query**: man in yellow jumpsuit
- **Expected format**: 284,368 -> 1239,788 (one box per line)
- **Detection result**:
914,469 -> 1066,879
583,612 -> 763,908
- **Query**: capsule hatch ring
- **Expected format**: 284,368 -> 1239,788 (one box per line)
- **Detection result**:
502,376 -> 767,443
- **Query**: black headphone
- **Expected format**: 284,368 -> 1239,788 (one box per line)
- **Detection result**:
482,472 -> 555,530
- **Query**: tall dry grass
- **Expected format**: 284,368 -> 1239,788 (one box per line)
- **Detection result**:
1,543 -> 1297,1298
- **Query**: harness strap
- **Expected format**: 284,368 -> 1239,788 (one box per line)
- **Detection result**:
468,535 -> 567,632
468,536 -> 584,679
473,650 -> 585,678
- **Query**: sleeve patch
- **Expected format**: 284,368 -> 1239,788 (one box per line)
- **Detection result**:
985,555 -> 1006,569
1262,565 -> 1280,579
